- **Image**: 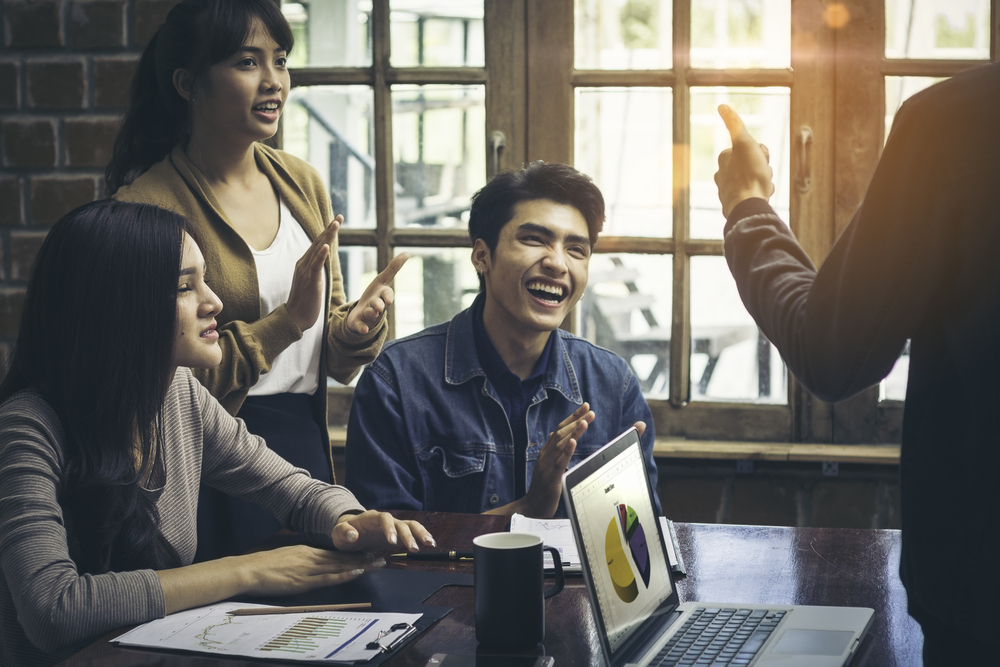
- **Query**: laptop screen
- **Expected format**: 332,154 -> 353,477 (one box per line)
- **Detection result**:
564,429 -> 674,655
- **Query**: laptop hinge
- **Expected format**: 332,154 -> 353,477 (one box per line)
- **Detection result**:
618,608 -> 683,667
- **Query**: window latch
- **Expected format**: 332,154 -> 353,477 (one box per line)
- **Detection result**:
490,130 -> 507,177
796,126 -> 813,194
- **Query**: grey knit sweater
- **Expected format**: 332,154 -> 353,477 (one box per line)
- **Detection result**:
0,368 -> 364,666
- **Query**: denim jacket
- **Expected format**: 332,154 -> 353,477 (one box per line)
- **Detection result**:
724,62 -> 1000,641
344,305 -> 659,516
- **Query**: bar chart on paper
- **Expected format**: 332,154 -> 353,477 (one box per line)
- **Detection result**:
259,616 -> 349,654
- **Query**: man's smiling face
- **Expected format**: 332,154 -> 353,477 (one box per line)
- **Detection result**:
474,199 -> 592,337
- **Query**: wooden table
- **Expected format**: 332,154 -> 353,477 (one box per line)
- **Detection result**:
58,512 -> 921,666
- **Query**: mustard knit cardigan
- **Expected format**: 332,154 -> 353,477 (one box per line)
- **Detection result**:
115,143 -> 386,476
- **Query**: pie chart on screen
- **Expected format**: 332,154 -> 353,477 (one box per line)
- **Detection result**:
604,503 -> 651,603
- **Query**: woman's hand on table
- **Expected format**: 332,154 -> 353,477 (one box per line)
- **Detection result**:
333,509 -> 435,553
158,539 -> 387,614
239,545 -> 384,597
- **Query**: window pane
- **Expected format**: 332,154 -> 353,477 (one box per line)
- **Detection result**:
880,341 -> 910,401
390,1 -> 485,67
575,87 -> 673,238
283,1 -> 372,68
283,86 -> 376,229
341,247 -> 378,302
691,256 -> 787,403
690,0 -> 790,70
690,87 -> 790,240
886,0 -> 990,60
392,85 -> 485,229
575,0 -> 673,70
394,248 -> 480,338
581,254 -> 674,399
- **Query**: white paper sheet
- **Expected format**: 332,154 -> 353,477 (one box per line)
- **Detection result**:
113,602 -> 422,663
510,513 -> 582,572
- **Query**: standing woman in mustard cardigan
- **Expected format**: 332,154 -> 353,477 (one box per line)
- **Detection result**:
107,0 -> 405,560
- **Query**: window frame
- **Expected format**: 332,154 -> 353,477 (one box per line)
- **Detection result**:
287,0 -> 527,424
288,0 -> 500,305
825,0 -> 999,444
544,0 -> 808,442
297,0 -> 999,445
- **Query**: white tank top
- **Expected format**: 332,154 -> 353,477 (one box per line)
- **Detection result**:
247,199 -> 324,396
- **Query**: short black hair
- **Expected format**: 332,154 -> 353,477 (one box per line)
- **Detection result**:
468,161 -> 605,253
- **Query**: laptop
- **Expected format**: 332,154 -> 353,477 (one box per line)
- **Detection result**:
561,428 -> 874,667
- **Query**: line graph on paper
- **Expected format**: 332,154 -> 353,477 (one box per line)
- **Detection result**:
139,604 -> 248,651
509,513 -> 582,570
531,519 -> 576,535
193,613 -> 250,651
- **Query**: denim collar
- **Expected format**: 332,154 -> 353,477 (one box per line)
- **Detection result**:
471,293 -> 553,389
444,295 -> 583,403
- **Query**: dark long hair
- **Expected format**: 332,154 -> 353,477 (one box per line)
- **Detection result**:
0,200 -> 191,574
105,0 -> 294,194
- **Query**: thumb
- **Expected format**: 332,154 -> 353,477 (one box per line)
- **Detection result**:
331,519 -> 360,549
718,104 -> 751,145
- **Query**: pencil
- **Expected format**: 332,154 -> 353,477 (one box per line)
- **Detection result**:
389,551 -> 473,561
228,602 -> 372,616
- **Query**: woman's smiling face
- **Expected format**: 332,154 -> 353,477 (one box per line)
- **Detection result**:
172,233 -> 224,370
185,19 -> 290,146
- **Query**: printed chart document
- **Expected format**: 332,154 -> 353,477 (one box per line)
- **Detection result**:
510,513 -> 685,575
510,513 -> 582,572
113,602 -> 421,663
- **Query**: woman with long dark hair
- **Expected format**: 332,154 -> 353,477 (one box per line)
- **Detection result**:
0,200 -> 431,667
106,0 -> 406,560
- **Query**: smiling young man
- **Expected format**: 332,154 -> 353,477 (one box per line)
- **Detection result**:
345,162 -> 660,517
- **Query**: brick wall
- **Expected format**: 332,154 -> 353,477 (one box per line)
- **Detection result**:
0,0 -> 179,359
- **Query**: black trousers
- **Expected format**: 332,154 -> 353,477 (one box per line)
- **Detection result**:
914,605 -> 996,666
193,393 -> 332,562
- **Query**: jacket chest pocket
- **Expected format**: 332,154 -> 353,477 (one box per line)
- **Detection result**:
416,444 -> 489,511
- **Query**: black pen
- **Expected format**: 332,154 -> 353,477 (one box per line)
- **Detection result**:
389,551 -> 473,561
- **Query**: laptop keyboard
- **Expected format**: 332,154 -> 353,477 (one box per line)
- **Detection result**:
650,607 -> 787,666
